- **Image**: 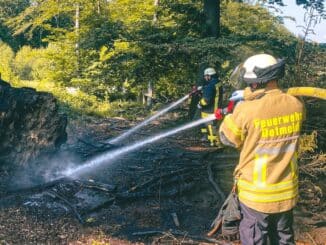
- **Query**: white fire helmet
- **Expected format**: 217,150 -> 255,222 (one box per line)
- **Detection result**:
237,54 -> 285,84
204,67 -> 216,76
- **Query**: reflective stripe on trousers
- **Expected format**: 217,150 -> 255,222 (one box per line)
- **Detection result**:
201,111 -> 218,146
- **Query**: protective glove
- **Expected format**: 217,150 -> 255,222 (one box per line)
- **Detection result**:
229,90 -> 244,102
191,86 -> 197,93
215,108 -> 223,120
190,86 -> 203,96
225,100 -> 235,114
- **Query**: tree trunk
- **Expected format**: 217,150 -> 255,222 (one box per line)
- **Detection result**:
146,0 -> 160,107
153,0 -> 160,23
296,6 -> 315,66
203,0 -> 220,38
97,0 -> 101,14
75,3 -> 80,77
295,6 -> 317,85
146,81 -> 153,107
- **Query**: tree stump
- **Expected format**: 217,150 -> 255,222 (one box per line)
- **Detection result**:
0,79 -> 67,166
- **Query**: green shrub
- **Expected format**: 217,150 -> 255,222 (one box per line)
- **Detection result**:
299,131 -> 318,156
0,42 -> 16,81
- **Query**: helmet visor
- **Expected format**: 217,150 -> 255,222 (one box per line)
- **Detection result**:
229,63 -> 245,89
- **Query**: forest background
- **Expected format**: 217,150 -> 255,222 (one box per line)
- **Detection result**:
0,0 -> 325,118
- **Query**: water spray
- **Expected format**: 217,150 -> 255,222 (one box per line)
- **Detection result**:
108,87 -> 202,145
62,114 -> 215,178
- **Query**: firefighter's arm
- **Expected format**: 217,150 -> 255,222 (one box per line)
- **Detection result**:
199,97 -> 208,107
219,104 -> 245,149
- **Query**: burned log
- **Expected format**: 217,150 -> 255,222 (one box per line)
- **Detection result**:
0,79 -> 67,166
207,162 -> 225,201
45,190 -> 84,223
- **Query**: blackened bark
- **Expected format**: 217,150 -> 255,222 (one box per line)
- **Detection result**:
0,80 -> 67,166
204,0 -> 220,38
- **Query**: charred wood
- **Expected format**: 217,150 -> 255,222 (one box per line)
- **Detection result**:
76,180 -> 116,193
0,80 -> 67,166
207,162 -> 225,200
4,177 -> 72,197
45,190 -> 84,224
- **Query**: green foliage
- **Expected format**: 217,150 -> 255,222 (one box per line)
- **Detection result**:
12,46 -> 47,80
0,42 -> 16,81
0,0 -> 30,50
81,40 -> 140,100
108,0 -> 156,29
18,42 -> 73,83
7,0 -> 74,40
0,0 -> 324,118
44,40 -> 78,83
299,131 -> 318,156
79,15 -> 120,51
158,0 -> 204,38
292,42 -> 326,87
14,79 -> 112,116
222,2 -> 285,36
11,40 -> 77,84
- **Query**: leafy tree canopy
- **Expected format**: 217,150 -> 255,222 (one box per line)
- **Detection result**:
0,0 -> 324,115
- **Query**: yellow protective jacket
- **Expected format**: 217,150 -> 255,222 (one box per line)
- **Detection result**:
219,87 -> 305,213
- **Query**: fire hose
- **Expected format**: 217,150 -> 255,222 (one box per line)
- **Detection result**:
286,87 -> 326,100
213,86 -> 326,119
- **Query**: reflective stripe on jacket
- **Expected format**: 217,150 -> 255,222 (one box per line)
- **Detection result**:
219,88 -> 305,213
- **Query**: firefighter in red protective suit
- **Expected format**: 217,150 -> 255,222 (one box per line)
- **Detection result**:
219,54 -> 305,244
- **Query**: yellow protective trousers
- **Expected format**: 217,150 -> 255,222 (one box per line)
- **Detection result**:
201,111 -> 221,146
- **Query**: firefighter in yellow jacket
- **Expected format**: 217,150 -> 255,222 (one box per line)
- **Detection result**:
219,54 -> 305,244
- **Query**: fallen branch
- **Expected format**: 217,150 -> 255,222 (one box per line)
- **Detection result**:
128,168 -> 195,193
4,177 -> 72,197
83,197 -> 115,214
118,181 -> 197,200
77,138 -> 116,151
207,162 -> 225,201
306,232 -> 317,245
77,180 -> 116,193
46,190 -> 84,224
212,163 -> 237,170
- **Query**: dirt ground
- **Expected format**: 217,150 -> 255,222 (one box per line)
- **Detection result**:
0,110 -> 325,244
